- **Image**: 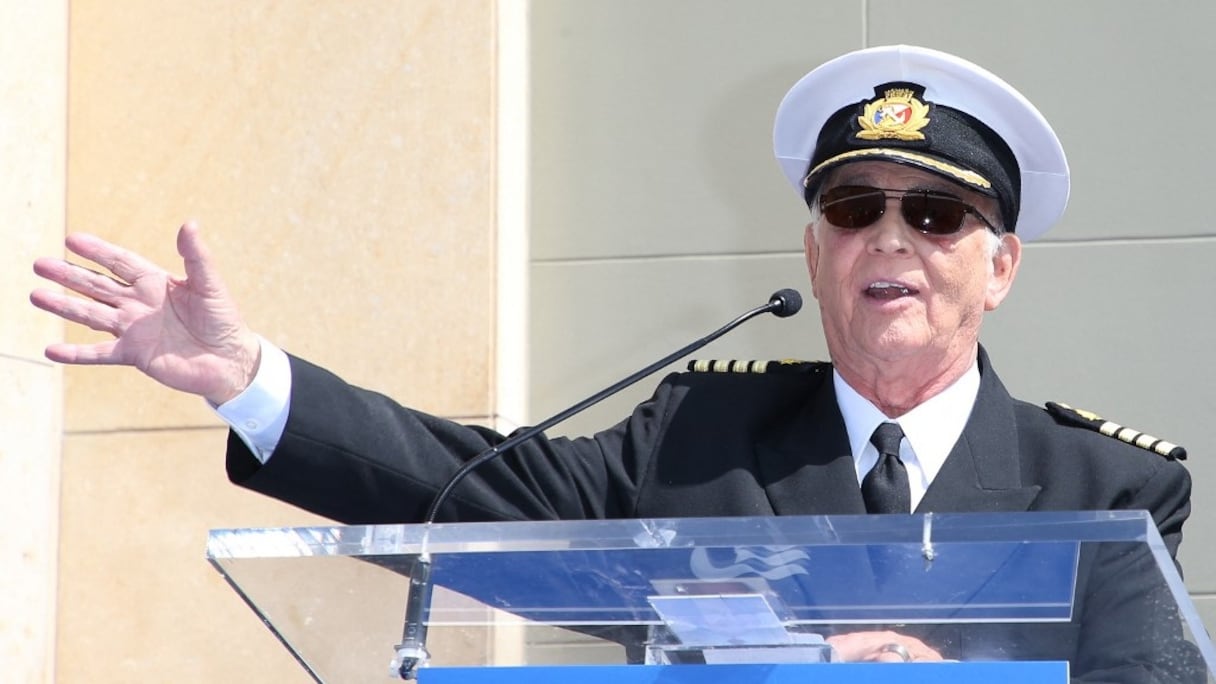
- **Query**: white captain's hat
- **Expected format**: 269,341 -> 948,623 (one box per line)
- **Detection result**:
774,44 -> 1069,241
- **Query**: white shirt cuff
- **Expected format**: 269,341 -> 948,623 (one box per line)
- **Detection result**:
214,335 -> 292,464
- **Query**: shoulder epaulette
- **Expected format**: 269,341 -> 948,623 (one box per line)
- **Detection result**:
686,359 -> 829,374
1045,401 -> 1186,461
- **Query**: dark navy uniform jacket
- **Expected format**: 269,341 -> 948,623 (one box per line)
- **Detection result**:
226,346 -> 1199,682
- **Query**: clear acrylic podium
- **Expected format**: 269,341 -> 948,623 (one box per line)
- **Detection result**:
207,511 -> 1216,683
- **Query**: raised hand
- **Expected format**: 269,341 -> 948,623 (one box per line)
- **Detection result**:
30,222 -> 261,405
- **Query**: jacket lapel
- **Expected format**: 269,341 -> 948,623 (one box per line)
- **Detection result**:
756,374 -> 869,515
754,348 -> 1042,516
916,348 -> 1041,513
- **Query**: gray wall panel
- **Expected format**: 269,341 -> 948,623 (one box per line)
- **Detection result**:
530,0 -> 862,261
1192,597 -> 1216,643
530,254 -> 826,439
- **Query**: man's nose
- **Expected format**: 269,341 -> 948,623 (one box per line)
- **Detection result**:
866,199 -> 914,253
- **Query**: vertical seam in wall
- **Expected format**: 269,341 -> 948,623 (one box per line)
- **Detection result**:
489,0 -> 500,429
494,0 -> 531,433
51,2 -> 71,680
861,0 -> 870,46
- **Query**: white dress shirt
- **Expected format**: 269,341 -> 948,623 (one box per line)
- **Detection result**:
834,362 -> 980,511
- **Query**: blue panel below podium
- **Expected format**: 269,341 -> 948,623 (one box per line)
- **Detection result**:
418,662 -> 1068,683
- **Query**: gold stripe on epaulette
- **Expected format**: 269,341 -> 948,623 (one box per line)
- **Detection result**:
1059,403 -> 1182,460
688,359 -> 771,374
688,359 -> 830,375
1103,421 -> 1162,455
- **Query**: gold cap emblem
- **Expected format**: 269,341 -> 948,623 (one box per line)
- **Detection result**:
856,87 -> 931,141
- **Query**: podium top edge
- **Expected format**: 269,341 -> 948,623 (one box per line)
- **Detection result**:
205,510 -> 1159,561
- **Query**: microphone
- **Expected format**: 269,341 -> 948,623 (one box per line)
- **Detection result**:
391,288 -> 802,679
767,287 -> 802,318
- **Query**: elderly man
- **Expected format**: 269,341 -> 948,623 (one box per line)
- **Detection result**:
31,45 -> 1199,678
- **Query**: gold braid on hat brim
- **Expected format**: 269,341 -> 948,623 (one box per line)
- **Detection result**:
803,147 -> 992,190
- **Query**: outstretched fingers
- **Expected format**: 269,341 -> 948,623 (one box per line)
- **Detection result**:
43,340 -> 119,365
32,256 -> 130,307
32,231 -> 180,367
30,286 -> 125,337
65,232 -> 166,286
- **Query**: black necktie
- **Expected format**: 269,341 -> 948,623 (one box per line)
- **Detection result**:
863,422 -> 910,514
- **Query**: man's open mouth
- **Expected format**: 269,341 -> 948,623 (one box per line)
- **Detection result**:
865,281 -> 918,300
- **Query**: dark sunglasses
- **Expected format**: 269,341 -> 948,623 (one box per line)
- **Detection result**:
819,185 -> 999,236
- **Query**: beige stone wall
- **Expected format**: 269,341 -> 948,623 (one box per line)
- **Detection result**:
53,1 -> 498,681
1,3 -> 67,681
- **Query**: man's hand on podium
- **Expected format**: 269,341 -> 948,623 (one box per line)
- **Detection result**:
827,630 -> 944,663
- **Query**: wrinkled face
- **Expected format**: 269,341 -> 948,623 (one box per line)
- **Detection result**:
804,161 -> 1021,369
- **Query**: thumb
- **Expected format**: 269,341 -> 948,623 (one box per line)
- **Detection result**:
176,220 -> 225,294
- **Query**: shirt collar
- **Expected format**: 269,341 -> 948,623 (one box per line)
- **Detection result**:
834,360 -> 981,490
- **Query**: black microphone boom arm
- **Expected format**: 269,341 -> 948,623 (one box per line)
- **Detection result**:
422,288 -> 801,524
391,288 -> 801,678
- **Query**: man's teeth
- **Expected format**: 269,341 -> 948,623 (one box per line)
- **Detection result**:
869,282 -> 912,295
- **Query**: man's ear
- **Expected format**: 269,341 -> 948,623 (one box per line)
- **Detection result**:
804,221 -> 820,297
985,233 -> 1022,311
